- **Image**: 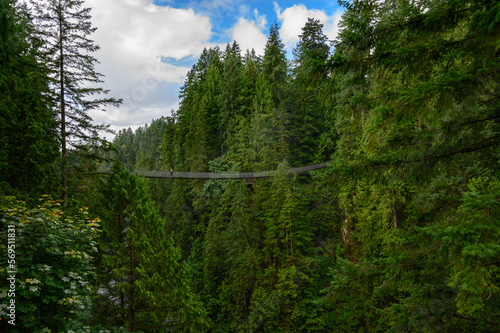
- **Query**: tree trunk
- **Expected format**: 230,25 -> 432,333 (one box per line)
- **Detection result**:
59,15 -> 67,205
393,201 -> 398,229
342,212 -> 350,243
130,239 -> 135,331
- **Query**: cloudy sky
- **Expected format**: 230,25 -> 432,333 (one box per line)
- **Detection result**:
84,0 -> 344,137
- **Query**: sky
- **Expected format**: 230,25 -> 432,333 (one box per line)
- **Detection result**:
83,0 -> 344,138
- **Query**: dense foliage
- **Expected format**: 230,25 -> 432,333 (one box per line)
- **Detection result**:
33,0 -> 122,204
91,163 -> 209,332
0,0 -> 499,331
0,196 -> 99,331
0,0 -> 59,199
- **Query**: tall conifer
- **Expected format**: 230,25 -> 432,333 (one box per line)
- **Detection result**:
0,0 -> 59,198
219,42 -> 243,153
33,0 -> 121,204
290,18 -> 330,165
93,163 -> 209,331
262,22 -> 289,160
324,0 -> 500,330
263,22 -> 288,106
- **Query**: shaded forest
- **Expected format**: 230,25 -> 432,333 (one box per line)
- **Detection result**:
1,0 -> 499,332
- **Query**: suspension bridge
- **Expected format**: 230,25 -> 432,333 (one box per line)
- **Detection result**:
98,161 -> 331,179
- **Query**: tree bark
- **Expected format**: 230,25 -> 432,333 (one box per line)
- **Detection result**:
59,12 -> 67,205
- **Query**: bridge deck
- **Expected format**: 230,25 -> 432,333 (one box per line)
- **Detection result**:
99,161 -> 330,179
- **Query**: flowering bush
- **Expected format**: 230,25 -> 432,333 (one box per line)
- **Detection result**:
0,196 -> 100,331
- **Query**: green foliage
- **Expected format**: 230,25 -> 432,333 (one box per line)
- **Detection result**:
320,0 -> 500,331
218,42 -> 244,153
424,187 -> 500,321
91,163 -> 209,332
5,0 -> 497,331
263,22 -> 288,110
0,0 -> 59,199
33,0 -> 122,204
289,18 -> 331,166
0,196 -> 99,331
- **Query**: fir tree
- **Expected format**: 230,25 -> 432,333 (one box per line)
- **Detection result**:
92,163 -> 209,331
290,18 -> 330,165
323,0 -> 500,330
0,0 -> 59,198
33,0 -> 121,204
218,42 -> 244,154
262,21 -> 290,160
176,47 -> 221,171
262,21 -> 288,106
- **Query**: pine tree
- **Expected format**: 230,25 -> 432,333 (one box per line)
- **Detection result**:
322,0 -> 500,330
262,21 -> 290,160
33,0 -> 121,204
218,42 -> 244,153
262,21 -> 288,107
0,0 -> 59,198
290,18 -> 330,165
175,47 -> 221,171
92,163 -> 209,331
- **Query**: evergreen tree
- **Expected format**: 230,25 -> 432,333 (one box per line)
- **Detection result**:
92,163 -> 209,332
240,48 -> 261,117
248,72 -> 277,170
292,18 -> 330,81
218,41 -> 244,154
0,0 -> 59,199
135,118 -> 167,170
202,52 -> 223,159
322,0 -> 500,330
241,162 -> 325,331
227,49 -> 260,171
201,174 -> 233,330
262,21 -> 288,108
161,114 -> 177,172
262,21 -> 290,160
290,18 -> 330,166
33,0 -> 121,204
112,127 -> 136,167
175,47 -> 221,171
222,181 -> 261,328
115,3 -> 499,330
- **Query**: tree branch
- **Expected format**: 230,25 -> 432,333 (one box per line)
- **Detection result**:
401,135 -> 500,164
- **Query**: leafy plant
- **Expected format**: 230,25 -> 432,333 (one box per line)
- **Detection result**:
0,196 -> 99,331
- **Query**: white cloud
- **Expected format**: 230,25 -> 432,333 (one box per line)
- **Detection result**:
274,2 -> 342,52
33,0 -> 344,139
324,11 -> 343,44
199,0 -> 237,12
239,4 -> 250,17
83,0 -> 214,131
231,9 -> 268,55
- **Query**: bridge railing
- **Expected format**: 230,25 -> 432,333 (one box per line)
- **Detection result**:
97,161 -> 331,179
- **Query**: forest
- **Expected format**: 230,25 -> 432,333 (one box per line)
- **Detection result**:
0,0 -> 499,332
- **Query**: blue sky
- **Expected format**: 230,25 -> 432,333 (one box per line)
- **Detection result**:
152,0 -> 342,47
84,0 -> 344,136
